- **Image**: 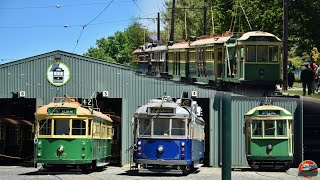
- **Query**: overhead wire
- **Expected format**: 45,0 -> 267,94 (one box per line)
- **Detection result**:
132,0 -> 143,13
72,0 -> 114,53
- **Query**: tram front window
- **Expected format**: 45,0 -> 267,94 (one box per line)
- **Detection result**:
252,121 -> 262,137
39,120 -> 52,135
54,119 -> 69,135
277,120 -> 287,136
139,119 -> 151,136
265,121 -> 275,136
153,118 -> 170,136
171,119 -> 186,136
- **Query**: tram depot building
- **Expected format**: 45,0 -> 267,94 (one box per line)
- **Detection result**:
0,50 -> 316,167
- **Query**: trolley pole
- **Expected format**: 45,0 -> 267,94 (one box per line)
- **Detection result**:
222,92 -> 231,180
282,0 -> 288,90
169,0 -> 175,42
157,12 -> 160,42
203,0 -> 207,35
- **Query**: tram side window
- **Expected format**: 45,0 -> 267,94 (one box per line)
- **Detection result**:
138,119 -> 151,136
252,121 -> 262,136
171,119 -> 185,136
257,45 -> 268,62
277,120 -> 287,136
269,46 -> 279,62
72,120 -> 86,135
264,121 -> 275,136
54,119 -> 69,135
247,46 -> 256,62
39,120 -> 52,135
153,118 -> 170,136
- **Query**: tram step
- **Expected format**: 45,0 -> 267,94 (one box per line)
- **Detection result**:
194,164 -> 204,168
96,162 -> 109,167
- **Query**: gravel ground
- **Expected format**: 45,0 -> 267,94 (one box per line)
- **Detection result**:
0,164 -> 317,180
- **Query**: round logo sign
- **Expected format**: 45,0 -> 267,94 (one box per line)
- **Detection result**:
46,62 -> 70,86
298,160 -> 318,178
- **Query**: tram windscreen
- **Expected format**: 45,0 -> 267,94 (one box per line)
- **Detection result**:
171,119 -> 185,136
54,119 -> 70,135
277,120 -> 287,136
252,121 -> 262,136
264,121 -> 275,135
139,119 -> 151,136
257,45 -> 268,62
39,120 -> 52,135
153,118 -> 170,136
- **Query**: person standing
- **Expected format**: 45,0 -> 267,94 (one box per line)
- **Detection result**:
301,62 -> 314,95
308,59 -> 318,93
287,60 -> 295,88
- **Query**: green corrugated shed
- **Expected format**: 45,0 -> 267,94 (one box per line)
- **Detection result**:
0,50 -> 302,167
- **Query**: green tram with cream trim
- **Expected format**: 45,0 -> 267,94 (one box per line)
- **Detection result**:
244,105 -> 294,170
34,96 -> 114,172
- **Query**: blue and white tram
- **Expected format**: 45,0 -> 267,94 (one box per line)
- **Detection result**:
132,95 -> 205,174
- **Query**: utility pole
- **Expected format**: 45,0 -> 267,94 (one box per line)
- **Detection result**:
282,0 -> 288,90
203,0 -> 207,35
157,12 -> 160,42
169,0 -> 175,42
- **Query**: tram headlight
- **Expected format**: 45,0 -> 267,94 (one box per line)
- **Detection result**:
158,145 -> 164,152
137,141 -> 141,145
181,142 -> 185,146
267,144 -> 273,150
37,153 -> 41,157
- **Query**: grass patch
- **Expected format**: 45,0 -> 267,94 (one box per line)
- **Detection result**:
293,82 -> 302,88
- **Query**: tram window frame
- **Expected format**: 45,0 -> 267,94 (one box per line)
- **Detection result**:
138,118 -> 151,136
39,119 -> 52,135
54,119 -> 70,135
264,120 -> 275,136
246,45 -> 256,62
171,119 -> 186,136
269,46 -> 279,62
153,118 -> 170,136
257,45 -> 268,62
72,119 -> 86,136
88,120 -> 92,136
276,120 -> 287,136
252,121 -> 262,137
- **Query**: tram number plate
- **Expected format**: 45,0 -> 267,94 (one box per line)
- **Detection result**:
81,98 -> 97,107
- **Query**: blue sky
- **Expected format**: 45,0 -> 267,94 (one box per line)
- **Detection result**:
0,0 -> 166,63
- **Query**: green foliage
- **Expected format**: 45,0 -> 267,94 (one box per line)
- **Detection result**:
311,47 -> 320,64
84,21 -> 147,64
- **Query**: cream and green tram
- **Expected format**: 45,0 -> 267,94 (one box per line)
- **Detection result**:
244,105 -> 293,170
34,97 -> 113,172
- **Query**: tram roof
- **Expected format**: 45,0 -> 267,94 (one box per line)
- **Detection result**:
237,31 -> 281,41
190,36 -> 231,46
169,42 -> 190,49
245,105 -> 292,116
135,102 -> 190,116
35,101 -> 113,122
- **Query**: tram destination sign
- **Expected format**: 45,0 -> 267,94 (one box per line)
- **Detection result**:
48,107 -> 76,115
148,107 -> 175,114
258,110 -> 280,116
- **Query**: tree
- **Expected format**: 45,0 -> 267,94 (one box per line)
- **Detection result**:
84,22 -> 148,64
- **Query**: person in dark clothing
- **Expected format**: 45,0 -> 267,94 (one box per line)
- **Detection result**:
301,62 -> 314,95
288,60 -> 296,88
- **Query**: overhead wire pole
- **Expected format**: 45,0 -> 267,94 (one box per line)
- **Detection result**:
169,0 -> 175,42
282,0 -> 288,90
157,12 -> 160,42
203,0 -> 207,35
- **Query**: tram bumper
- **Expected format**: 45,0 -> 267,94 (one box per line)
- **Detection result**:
136,159 -> 187,166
